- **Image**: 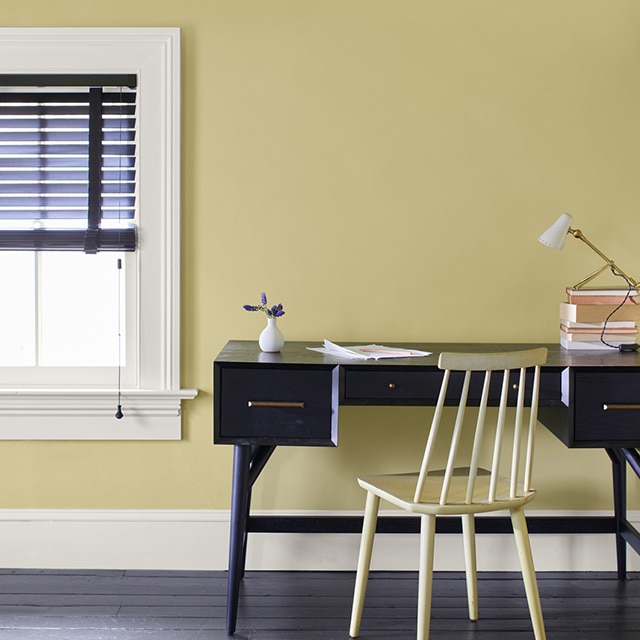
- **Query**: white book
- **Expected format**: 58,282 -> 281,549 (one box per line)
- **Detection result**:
560,337 -> 631,350
561,320 -> 637,330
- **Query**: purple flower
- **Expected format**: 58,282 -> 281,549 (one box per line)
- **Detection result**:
243,292 -> 286,318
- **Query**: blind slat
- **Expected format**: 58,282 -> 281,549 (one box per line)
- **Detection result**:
0,169 -> 135,180
0,228 -> 135,251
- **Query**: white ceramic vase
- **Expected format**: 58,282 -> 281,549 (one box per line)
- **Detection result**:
259,317 -> 285,353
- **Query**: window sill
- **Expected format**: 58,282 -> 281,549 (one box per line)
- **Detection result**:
0,388 -> 198,440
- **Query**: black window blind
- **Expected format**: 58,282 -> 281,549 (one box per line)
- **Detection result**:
0,74 -> 137,252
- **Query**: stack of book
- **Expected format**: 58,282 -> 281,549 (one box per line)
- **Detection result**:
560,287 -> 640,349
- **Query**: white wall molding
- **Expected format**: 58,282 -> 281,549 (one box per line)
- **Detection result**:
0,389 -> 198,440
0,509 -> 637,572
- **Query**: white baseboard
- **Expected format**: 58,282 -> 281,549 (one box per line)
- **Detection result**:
0,509 -> 637,572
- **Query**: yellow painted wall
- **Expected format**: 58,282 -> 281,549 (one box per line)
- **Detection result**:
0,0 -> 639,513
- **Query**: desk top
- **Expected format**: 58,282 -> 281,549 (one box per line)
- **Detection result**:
215,340 -> 640,448
216,340 -> 640,369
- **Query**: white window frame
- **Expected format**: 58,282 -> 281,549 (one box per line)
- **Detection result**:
0,28 -> 197,440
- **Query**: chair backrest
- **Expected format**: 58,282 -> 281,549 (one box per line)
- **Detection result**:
413,348 -> 548,506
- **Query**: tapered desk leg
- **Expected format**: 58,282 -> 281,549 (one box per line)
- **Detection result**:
239,487 -> 252,581
607,448 -> 627,580
226,444 -> 252,635
226,444 -> 277,635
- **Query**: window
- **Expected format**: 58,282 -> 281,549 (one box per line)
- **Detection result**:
0,29 -> 196,440
0,75 -> 135,380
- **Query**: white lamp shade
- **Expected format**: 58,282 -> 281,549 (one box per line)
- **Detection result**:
538,213 -> 573,250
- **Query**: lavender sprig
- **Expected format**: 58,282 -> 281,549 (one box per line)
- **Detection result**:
243,292 -> 285,318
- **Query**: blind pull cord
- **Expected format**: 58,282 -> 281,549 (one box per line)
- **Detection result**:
115,257 -> 124,420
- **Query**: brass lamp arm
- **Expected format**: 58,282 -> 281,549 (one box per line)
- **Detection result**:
569,227 -> 638,289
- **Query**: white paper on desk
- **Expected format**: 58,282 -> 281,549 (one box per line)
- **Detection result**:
307,339 -> 431,360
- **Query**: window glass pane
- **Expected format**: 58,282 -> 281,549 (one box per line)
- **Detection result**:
0,252 -> 35,365
40,252 -> 124,366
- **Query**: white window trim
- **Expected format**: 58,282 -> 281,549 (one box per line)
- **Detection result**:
0,28 -> 197,440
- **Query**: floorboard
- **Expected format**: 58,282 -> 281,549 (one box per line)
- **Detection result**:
0,570 -> 637,639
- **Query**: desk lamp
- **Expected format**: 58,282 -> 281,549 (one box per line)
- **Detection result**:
538,213 -> 638,290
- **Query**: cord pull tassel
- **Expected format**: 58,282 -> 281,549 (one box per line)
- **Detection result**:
115,405 -> 124,420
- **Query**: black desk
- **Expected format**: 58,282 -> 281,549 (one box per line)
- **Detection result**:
214,340 -> 640,634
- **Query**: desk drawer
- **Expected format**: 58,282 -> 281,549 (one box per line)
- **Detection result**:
344,369 -> 441,403
215,366 -> 338,445
343,368 -> 558,406
573,370 -> 640,444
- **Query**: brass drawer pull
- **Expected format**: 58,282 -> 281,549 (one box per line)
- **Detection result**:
603,404 -> 640,411
247,401 -> 305,408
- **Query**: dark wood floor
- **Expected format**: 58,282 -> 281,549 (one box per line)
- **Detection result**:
0,569 -> 638,639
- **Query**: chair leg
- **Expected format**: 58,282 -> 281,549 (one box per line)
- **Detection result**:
510,507 -> 546,640
349,491 -> 380,638
461,513 -> 478,621
417,514 -> 436,640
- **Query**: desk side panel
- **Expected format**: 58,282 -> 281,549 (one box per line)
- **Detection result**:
214,362 -> 339,446
539,366 -> 640,448
572,367 -> 640,447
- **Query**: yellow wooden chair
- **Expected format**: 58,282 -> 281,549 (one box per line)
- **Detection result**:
349,348 -> 548,640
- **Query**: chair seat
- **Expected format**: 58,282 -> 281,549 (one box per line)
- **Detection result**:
358,469 -> 536,516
